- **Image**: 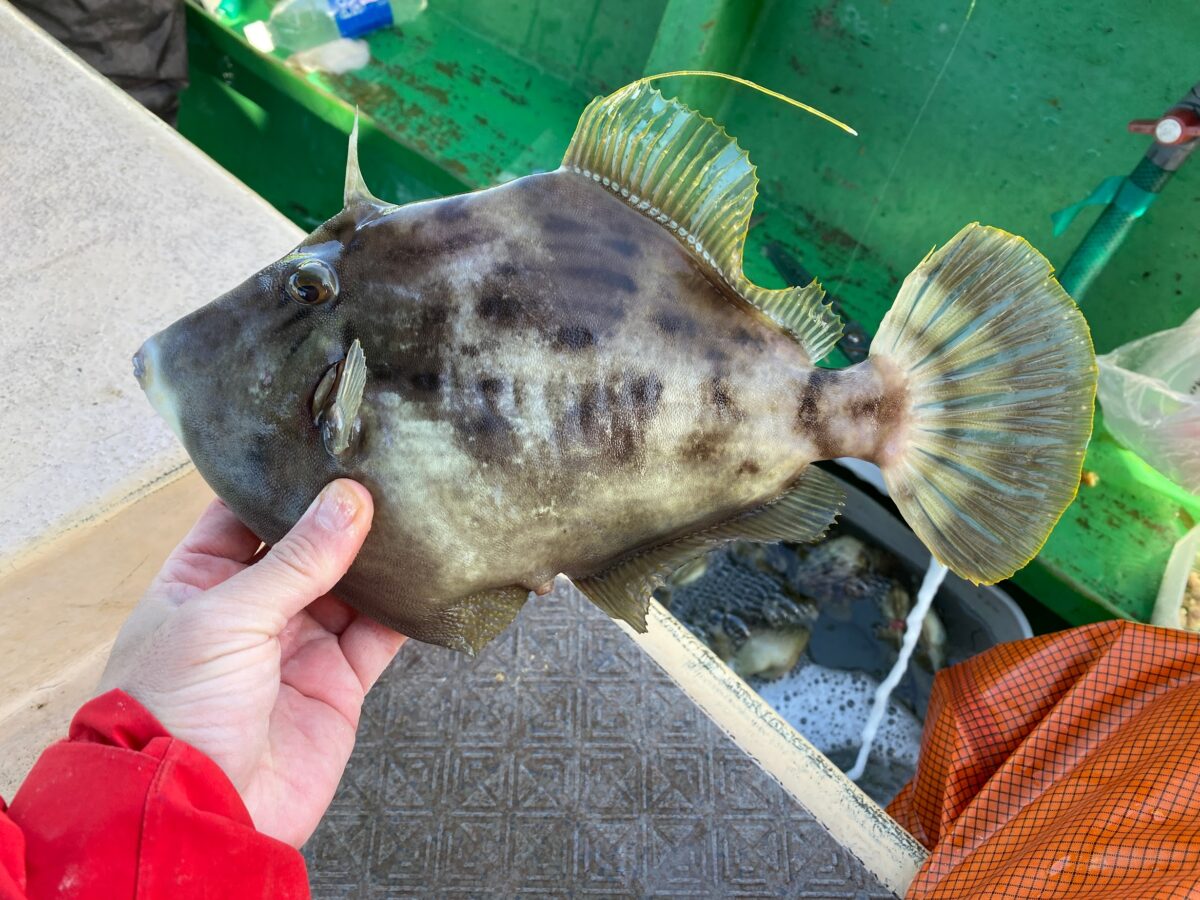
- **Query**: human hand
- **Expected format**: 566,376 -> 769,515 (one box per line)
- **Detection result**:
99,479 -> 405,847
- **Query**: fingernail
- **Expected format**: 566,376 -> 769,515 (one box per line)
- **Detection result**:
314,481 -> 360,532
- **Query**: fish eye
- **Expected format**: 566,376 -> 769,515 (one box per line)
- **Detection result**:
285,259 -> 339,306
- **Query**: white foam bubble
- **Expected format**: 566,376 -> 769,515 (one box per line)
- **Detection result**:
756,663 -> 923,769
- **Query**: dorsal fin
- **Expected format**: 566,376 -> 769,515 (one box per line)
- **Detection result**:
562,83 -> 843,362
344,110 -> 388,211
573,466 -> 845,632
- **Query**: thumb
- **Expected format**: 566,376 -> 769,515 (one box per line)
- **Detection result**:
210,479 -> 374,627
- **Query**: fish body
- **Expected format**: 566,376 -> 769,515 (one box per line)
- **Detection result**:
330,171 -> 834,597
135,85 -> 1096,653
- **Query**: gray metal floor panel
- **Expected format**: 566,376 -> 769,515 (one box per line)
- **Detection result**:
304,584 -> 895,898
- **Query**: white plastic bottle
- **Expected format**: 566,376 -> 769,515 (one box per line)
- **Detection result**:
244,0 -> 426,55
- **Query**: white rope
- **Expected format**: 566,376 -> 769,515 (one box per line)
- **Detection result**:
847,556 -> 949,782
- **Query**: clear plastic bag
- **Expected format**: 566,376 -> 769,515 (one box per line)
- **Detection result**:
1150,523 -> 1200,630
1097,307 -> 1200,493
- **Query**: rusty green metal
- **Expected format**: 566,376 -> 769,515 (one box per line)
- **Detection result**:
177,0 -> 1200,629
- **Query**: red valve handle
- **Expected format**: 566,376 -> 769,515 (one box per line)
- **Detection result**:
1128,107 -> 1200,144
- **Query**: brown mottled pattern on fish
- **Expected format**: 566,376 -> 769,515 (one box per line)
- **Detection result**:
333,173 -> 890,598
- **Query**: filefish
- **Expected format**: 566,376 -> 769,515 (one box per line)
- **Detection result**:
133,84 -> 1097,654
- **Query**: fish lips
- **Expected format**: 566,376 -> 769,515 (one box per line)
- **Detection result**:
132,334 -> 185,444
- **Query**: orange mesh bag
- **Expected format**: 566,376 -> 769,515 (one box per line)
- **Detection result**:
889,620 -> 1200,899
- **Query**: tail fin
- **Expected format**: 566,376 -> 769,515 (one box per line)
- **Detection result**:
872,223 -> 1097,585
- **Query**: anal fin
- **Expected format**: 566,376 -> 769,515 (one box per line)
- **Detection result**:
573,466 -> 845,633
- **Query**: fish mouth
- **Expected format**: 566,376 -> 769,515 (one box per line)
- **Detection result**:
133,337 -> 184,442
132,347 -> 147,383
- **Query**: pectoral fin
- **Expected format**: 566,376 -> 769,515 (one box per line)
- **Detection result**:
317,339 -> 367,457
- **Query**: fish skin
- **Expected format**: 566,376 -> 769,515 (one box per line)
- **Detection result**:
136,168 -> 897,647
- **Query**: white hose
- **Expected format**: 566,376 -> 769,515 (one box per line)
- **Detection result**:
846,556 -> 949,782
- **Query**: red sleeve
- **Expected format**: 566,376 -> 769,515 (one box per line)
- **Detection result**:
0,690 -> 309,899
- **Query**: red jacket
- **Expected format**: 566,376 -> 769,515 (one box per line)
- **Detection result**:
0,691 -> 308,899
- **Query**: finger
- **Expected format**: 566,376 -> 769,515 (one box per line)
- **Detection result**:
106,505 -> 255,681
171,498 -> 263,564
149,499 -> 263,598
339,616 -> 407,691
209,480 -> 373,626
305,594 -> 358,635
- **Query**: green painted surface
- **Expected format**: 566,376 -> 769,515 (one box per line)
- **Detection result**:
176,0 -> 1200,629
644,0 -> 766,113
433,0 -> 660,95
721,0 -> 1200,357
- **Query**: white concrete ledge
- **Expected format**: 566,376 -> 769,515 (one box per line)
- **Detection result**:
0,0 -> 303,570
621,599 -> 927,894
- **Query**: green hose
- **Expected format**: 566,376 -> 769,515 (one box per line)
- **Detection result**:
1057,157 -> 1171,299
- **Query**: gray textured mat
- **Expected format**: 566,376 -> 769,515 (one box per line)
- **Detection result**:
304,583 -> 894,898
